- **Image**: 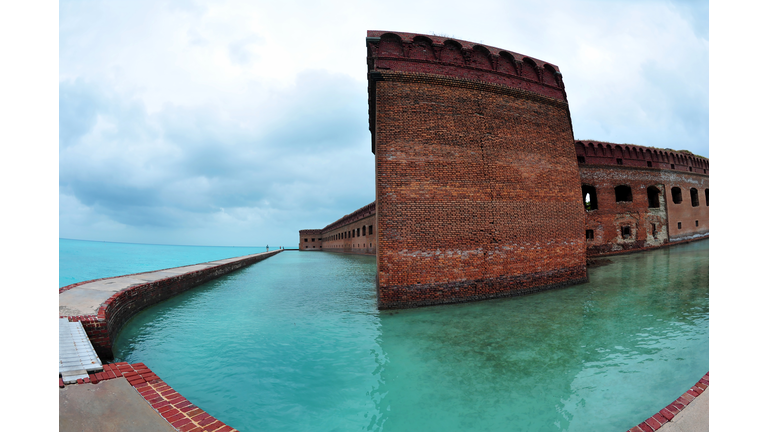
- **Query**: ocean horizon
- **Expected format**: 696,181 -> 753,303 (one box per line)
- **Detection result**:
59,238 -> 286,288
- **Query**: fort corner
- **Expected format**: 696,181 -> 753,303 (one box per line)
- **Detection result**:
298,30 -> 709,310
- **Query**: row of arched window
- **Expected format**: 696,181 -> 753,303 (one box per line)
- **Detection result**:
582,185 -> 709,210
323,224 -> 375,242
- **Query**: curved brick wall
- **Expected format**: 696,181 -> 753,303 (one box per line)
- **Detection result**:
368,31 -> 587,309
577,141 -> 709,255
298,202 -> 378,254
63,251 -> 281,359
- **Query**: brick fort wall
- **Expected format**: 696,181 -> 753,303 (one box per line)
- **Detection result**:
297,31 -> 709,310
367,31 -> 587,309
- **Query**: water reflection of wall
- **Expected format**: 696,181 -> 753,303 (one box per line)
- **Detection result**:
369,240 -> 708,431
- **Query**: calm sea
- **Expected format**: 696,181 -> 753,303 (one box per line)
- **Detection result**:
59,238 -> 274,288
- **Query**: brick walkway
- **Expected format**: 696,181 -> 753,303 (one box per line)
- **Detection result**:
60,362 -> 238,432
626,372 -> 709,432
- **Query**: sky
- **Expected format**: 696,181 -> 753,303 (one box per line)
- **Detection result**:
53,0 -> 713,247
3,2 -> 767,427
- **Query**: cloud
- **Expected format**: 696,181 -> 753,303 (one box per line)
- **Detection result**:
60,69 -> 374,242
59,0 -> 708,245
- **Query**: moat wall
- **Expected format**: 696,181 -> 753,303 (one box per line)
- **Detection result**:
62,251 -> 282,359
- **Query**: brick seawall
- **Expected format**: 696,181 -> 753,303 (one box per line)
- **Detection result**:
59,250 -> 282,359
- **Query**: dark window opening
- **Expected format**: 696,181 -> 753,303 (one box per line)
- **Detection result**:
616,158 -> 623,165
304,238 -> 308,242
689,166 -> 693,172
652,223 -> 657,239
671,164 -> 676,170
369,225 -> 374,235
582,185 -> 598,210
357,228 -> 360,237
311,238 -> 315,242
586,229 -> 594,240
578,156 -> 586,163
647,186 -> 661,208
621,226 -> 631,239
362,226 -> 366,236
615,185 -> 633,202
671,187 -> 682,204
705,189 -> 709,206
647,161 -> 653,167
695,220 -> 699,227
690,188 -> 699,207
677,222 -> 682,229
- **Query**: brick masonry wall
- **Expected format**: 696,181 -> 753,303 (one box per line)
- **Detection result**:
299,203 -> 378,255
575,140 -> 708,174
298,229 -> 323,251
369,31 -> 587,309
579,163 -> 708,256
63,250 -> 282,359
321,214 -> 377,255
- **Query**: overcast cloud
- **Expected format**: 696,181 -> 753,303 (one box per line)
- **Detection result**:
58,0 -> 709,247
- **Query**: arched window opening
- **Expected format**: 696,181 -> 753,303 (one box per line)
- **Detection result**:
690,188 -> 699,207
671,187 -> 682,204
362,225 -> 366,236
621,226 -> 632,239
647,186 -> 661,208
615,185 -> 633,202
582,185 -> 598,210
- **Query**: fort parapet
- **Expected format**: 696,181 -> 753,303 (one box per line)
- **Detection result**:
298,30 -> 709,310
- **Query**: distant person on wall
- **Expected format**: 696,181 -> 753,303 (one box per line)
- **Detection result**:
266,245 -> 269,252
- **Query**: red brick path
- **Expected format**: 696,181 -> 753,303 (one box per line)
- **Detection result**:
60,362 -> 238,432
626,372 -> 709,432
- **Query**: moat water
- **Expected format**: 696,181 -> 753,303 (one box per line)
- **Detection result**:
111,240 -> 708,432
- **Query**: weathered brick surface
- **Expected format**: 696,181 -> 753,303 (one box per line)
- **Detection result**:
368,31 -> 586,309
579,164 -> 708,256
299,202 -> 377,255
298,31 -> 709,310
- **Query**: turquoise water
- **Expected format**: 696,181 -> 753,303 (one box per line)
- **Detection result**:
59,238 -> 273,288
113,241 -> 708,432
